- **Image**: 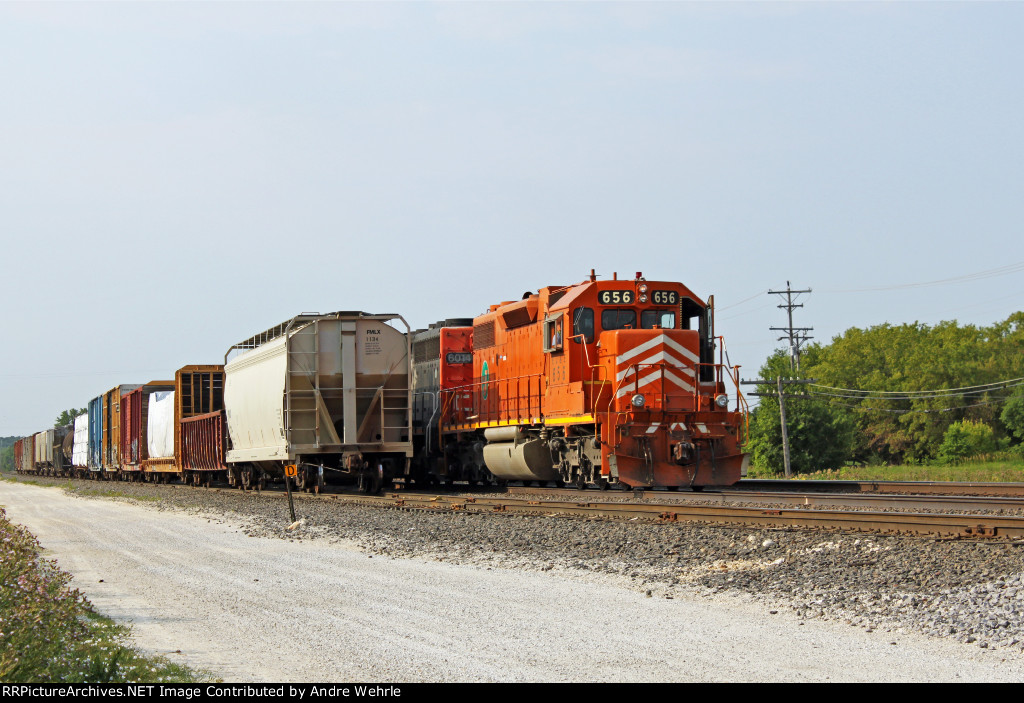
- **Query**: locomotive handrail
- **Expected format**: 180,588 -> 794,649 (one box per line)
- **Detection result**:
439,373 -> 545,428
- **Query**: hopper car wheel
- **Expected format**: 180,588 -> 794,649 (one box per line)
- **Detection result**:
360,471 -> 382,495
240,468 -> 254,491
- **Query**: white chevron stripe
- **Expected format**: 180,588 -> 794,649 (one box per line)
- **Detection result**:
617,349 -> 697,382
663,335 -> 700,364
616,334 -> 699,367
615,334 -> 670,364
616,368 -> 696,398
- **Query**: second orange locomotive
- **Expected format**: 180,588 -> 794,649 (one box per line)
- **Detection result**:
412,271 -> 749,489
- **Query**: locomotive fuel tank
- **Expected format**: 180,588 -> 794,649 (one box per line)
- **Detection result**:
480,427 -> 560,481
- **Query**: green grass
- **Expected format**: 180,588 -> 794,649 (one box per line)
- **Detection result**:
0,505 -> 212,683
751,455 -> 1024,483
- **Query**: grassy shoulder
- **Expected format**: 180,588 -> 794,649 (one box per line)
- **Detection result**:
0,503 -> 211,683
749,454 -> 1024,483
1,473 -> 161,502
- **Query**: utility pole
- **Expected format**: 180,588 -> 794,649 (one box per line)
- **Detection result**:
768,281 -> 813,371
777,377 -> 791,479
741,378 -> 816,479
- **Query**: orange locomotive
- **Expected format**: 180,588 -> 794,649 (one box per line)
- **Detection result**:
436,272 -> 749,489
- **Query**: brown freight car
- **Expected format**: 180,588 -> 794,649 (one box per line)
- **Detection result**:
119,381 -> 175,480
141,365 -> 226,486
101,384 -> 141,474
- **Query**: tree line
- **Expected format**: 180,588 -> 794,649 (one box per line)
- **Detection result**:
747,311 -> 1024,473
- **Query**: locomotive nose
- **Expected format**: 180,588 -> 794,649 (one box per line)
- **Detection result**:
601,328 -> 702,412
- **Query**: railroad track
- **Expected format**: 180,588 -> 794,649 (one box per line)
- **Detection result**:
20,473 -> 1024,540
507,485 -> 1024,513
263,485 -> 1024,540
734,478 -> 1024,497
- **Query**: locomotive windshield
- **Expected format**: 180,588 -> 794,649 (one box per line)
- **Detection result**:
601,309 -> 636,330
572,307 -> 594,343
641,310 -> 676,329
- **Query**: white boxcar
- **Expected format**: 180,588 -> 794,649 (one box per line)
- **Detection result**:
223,312 -> 413,481
34,430 -> 52,467
72,414 -> 90,468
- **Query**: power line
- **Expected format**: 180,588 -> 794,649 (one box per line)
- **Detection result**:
716,289 -> 769,311
821,396 -> 1017,414
827,259 -> 1024,293
808,377 -> 1024,398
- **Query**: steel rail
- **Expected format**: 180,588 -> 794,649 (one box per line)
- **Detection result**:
300,491 -> 1024,539
73,478 -> 1024,539
506,485 -> 1024,513
733,479 -> 1024,497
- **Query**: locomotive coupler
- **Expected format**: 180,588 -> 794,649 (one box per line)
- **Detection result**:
672,440 -> 695,465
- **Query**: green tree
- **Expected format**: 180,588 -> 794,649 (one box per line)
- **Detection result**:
938,420 -> 998,464
801,313 -> 1024,463
54,408 -> 87,428
747,350 -> 857,475
1000,391 -> 1024,443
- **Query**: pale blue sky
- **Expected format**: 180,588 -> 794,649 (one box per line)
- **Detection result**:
2,2 -> 1022,433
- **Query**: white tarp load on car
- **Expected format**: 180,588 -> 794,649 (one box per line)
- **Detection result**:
148,391 -> 175,459
73,414 -> 89,467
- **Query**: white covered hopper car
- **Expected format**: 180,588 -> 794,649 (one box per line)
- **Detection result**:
223,312 -> 413,493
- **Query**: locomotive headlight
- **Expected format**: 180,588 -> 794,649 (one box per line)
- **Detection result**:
715,394 -> 729,408
639,294 -> 648,303
638,284 -> 648,293
631,393 -> 646,408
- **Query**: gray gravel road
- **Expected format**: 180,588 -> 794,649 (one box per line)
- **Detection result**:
2,480 -> 1023,682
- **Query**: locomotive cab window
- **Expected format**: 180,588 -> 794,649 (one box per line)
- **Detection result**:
572,307 -> 594,344
680,297 -> 715,382
543,315 -> 564,353
641,310 -> 676,330
680,298 -> 703,330
601,309 -> 636,331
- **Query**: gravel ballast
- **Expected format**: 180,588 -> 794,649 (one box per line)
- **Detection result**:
5,475 -> 1024,679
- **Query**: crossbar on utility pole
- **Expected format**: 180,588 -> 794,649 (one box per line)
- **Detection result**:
768,281 -> 813,371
